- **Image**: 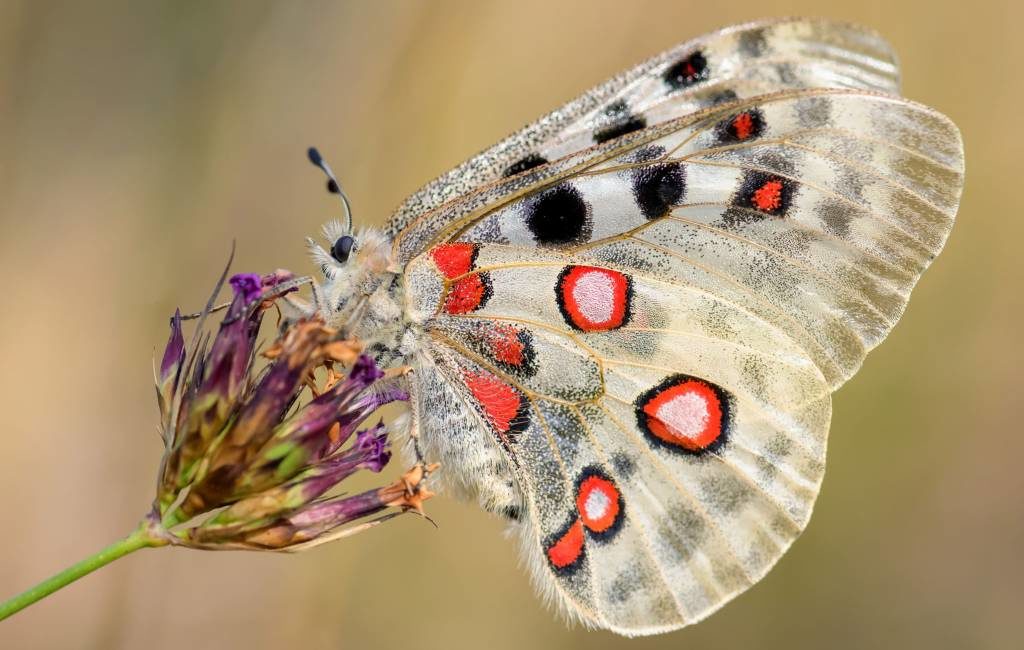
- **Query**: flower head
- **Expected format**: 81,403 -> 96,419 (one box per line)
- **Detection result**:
150,267 -> 430,551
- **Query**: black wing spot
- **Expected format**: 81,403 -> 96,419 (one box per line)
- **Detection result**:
632,162 -> 686,219
738,28 -> 768,57
733,170 -> 797,217
715,108 -> 766,144
707,89 -> 739,105
631,145 -> 666,163
503,153 -> 549,177
610,452 -> 637,479
593,100 -> 646,144
664,51 -> 708,90
525,183 -> 592,246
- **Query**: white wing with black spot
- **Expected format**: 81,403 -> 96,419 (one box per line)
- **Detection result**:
402,89 -> 962,387
386,18 -> 900,249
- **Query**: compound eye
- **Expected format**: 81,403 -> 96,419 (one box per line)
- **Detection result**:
331,235 -> 355,263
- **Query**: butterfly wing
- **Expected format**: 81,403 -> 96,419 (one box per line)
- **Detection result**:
386,17 -> 900,250
411,246 -> 830,633
401,88 -> 962,387
394,22 -> 963,636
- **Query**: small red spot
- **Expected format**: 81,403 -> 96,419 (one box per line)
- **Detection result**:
461,369 -> 524,437
430,243 -> 477,279
576,475 -> 621,533
443,274 -> 490,314
751,179 -> 784,212
484,324 -> 526,367
547,520 -> 584,569
732,112 -> 754,140
641,379 -> 723,451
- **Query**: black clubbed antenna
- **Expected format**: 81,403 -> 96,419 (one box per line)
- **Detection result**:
307,146 -> 353,233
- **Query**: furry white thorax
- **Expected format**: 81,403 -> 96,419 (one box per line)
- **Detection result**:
306,223 -> 407,351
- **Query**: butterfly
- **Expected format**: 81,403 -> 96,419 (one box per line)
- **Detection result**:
296,18 -> 963,636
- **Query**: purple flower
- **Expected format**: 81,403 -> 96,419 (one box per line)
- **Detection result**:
160,309 -> 185,383
229,273 -> 263,303
152,268 -> 430,551
349,354 -> 385,386
354,423 -> 391,472
209,295 -> 258,394
260,269 -> 295,288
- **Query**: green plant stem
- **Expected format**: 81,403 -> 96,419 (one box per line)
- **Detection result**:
0,524 -> 165,622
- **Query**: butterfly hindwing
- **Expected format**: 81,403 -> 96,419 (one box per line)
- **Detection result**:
407,247 -> 830,632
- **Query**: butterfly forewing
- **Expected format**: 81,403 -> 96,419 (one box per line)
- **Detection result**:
407,89 -> 962,387
388,18 -> 899,258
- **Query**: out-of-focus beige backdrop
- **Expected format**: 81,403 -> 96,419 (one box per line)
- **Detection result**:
0,1 -> 1020,649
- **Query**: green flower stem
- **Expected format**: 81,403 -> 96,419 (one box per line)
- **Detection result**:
0,523 -> 166,622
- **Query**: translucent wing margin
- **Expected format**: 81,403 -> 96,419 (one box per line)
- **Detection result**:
386,18 -> 899,246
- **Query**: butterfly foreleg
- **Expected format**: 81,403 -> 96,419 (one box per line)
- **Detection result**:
276,292 -> 315,324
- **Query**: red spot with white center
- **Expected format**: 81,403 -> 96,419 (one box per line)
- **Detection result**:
637,376 -> 729,453
751,179 -> 784,212
544,468 -> 625,572
576,473 -> 621,533
556,265 -> 631,332
547,520 -> 584,570
460,368 -> 527,445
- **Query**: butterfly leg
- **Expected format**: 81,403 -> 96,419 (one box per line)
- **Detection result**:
393,367 -> 440,494
277,292 -> 315,322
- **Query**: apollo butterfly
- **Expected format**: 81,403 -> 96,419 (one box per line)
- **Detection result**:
297,18 -> 963,636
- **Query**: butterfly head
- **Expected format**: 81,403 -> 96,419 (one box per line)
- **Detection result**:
304,148 -> 399,335
306,222 -> 397,330
308,221 -> 391,278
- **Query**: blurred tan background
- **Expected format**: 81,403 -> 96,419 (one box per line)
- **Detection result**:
0,1 -> 1021,648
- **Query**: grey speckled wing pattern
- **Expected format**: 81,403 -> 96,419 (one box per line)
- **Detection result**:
388,18 -> 963,636
387,17 -> 900,259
